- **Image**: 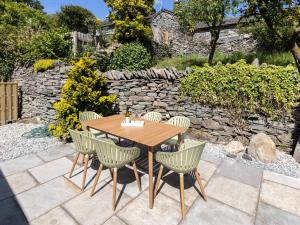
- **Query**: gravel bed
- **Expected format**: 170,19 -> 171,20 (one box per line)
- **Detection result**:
0,123 -> 61,161
203,142 -> 300,178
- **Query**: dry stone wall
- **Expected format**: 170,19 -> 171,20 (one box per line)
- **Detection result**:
12,64 -> 294,152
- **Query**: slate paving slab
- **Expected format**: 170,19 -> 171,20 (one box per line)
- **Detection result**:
263,170 -> 300,190
200,153 -> 222,166
216,160 -> 263,188
30,207 -> 78,225
181,198 -> 254,225
63,181 -> 132,225
197,160 -> 217,182
103,216 -> 127,225
0,154 -> 43,177
29,157 -> 75,183
16,177 -> 80,221
255,202 -> 300,225
36,143 -> 75,162
0,171 -> 37,201
0,197 -> 29,225
117,191 -> 182,225
206,175 -> 259,216
260,180 -> 300,217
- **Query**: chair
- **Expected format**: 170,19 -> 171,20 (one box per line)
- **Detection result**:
90,138 -> 141,210
154,140 -> 207,217
141,112 -> 162,122
165,116 -> 190,147
79,111 -> 102,135
68,129 -> 96,191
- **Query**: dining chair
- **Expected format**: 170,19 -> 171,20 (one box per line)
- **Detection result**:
141,111 -> 163,122
90,137 -> 141,210
165,116 -> 190,147
68,129 -> 96,191
154,140 -> 207,217
79,111 -> 103,135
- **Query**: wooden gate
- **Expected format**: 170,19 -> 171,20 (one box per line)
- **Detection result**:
0,83 -> 18,126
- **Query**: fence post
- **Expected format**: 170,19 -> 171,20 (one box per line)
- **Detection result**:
0,83 -> 18,126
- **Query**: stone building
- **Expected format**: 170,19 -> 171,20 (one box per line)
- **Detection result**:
101,9 -> 256,56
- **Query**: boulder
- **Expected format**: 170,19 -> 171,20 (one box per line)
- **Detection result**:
248,133 -> 276,163
224,141 -> 244,155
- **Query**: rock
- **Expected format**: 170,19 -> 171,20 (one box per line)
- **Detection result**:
248,133 -> 276,163
224,141 -> 244,155
251,58 -> 259,67
202,119 -> 221,130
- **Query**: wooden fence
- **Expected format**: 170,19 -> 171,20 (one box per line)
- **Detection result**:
0,83 -> 18,126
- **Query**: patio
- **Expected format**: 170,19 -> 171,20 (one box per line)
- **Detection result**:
1,142 -> 300,225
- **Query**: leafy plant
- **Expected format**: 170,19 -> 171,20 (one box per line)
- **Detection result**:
181,60 -> 300,120
49,57 -> 116,141
33,59 -> 57,73
109,43 -> 152,71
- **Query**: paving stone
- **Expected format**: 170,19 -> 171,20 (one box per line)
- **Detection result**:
65,164 -> 111,190
36,143 -> 75,162
197,160 -> 217,182
106,166 -> 151,198
263,171 -> 300,190
30,207 -> 78,225
16,177 -> 80,221
0,154 -> 43,177
260,180 -> 300,217
29,157 -> 75,183
118,191 -> 181,225
103,216 -> 127,225
0,171 -> 37,201
255,202 -> 300,225
216,160 -> 263,188
181,198 -> 254,225
157,172 -> 206,207
63,181 -> 132,225
206,175 -> 259,215
200,152 -> 222,165
0,197 -> 29,225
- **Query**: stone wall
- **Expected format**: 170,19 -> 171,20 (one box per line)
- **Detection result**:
12,64 -> 294,152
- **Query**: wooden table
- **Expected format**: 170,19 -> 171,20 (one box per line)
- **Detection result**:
83,114 -> 186,209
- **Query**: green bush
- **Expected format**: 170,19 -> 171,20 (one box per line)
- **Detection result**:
109,43 -> 152,71
33,59 -> 57,73
180,60 -> 300,120
49,57 -> 116,141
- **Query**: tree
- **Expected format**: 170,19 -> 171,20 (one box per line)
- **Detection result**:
104,0 -> 154,43
56,5 -> 98,33
12,0 -> 44,11
240,0 -> 300,72
49,57 -> 116,141
174,0 -> 239,65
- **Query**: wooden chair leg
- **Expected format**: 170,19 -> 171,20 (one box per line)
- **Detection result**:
90,164 -> 103,196
154,165 -> 164,197
69,152 -> 80,178
179,173 -> 185,217
81,154 -> 89,191
132,161 -> 141,191
81,154 -> 85,165
195,168 -> 207,201
109,168 -> 113,179
112,168 -> 117,211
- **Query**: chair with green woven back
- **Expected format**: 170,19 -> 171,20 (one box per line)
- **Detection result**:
90,137 -> 142,210
141,111 -> 162,122
68,129 -> 97,191
154,140 -> 207,217
79,111 -> 103,136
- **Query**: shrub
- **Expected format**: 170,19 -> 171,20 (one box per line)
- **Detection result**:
49,57 -> 116,141
180,60 -> 300,120
33,59 -> 57,73
109,43 -> 152,71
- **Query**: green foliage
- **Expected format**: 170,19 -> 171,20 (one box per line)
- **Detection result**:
12,0 -> 44,11
109,43 -> 152,71
156,54 -> 207,70
55,5 -> 99,33
49,57 -> 116,141
33,59 -> 57,73
181,60 -> 300,120
104,0 -> 154,43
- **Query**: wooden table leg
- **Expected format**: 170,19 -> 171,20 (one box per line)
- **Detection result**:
148,147 -> 153,209
177,133 -> 183,151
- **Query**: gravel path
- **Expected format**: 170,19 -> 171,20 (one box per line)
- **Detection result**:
203,143 -> 300,178
0,123 -> 61,161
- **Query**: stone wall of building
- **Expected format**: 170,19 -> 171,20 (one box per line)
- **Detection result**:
12,64 -> 294,152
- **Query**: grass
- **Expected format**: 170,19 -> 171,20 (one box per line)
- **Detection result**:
155,51 -> 295,70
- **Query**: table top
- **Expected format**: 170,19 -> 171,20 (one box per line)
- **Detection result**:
83,114 -> 186,147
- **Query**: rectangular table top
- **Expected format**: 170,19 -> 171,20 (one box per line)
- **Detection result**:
83,114 -> 186,147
